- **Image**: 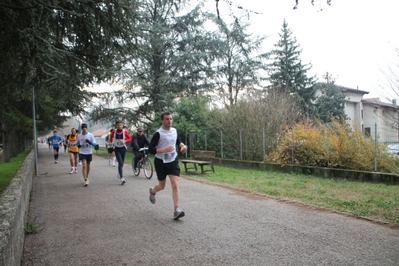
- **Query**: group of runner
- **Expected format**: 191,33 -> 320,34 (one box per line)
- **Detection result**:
48,111 -> 187,219
48,125 -> 97,187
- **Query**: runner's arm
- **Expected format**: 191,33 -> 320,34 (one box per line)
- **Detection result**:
124,130 -> 132,144
109,130 -> 115,144
148,132 -> 160,154
144,136 -> 150,146
132,133 -> 140,150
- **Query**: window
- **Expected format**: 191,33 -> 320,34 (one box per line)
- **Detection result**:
365,127 -> 371,136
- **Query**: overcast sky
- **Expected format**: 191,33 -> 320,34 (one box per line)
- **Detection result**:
207,0 -> 399,101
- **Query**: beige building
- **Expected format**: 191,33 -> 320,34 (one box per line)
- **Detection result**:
340,85 -> 399,143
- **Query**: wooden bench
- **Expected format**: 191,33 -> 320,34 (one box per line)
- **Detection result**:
180,150 -> 215,173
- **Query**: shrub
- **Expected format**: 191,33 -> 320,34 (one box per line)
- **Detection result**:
266,119 -> 399,173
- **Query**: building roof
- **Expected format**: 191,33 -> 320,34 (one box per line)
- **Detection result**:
91,128 -> 111,138
335,84 -> 369,95
362,97 -> 399,109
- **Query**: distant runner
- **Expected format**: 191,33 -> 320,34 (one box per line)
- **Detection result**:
77,123 -> 98,187
110,120 -> 132,185
50,130 -> 62,163
67,128 -> 79,174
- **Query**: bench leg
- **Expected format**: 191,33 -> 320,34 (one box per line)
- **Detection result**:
200,165 -> 205,174
206,162 -> 215,173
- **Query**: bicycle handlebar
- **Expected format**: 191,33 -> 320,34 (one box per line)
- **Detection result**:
138,147 -> 148,152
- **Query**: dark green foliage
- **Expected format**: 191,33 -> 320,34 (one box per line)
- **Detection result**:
172,95 -> 214,152
315,73 -> 347,123
0,0 -> 140,161
268,19 -> 316,118
89,0 -> 213,127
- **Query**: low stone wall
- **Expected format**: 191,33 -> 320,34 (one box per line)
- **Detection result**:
213,158 -> 399,185
0,150 -> 34,266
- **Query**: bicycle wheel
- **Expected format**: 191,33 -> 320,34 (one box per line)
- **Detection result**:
133,157 -> 140,176
143,157 -> 153,179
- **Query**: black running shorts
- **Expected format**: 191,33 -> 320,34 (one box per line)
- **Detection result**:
154,157 -> 180,181
79,154 -> 93,163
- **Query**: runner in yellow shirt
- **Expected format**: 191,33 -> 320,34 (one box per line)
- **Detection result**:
67,128 -> 79,174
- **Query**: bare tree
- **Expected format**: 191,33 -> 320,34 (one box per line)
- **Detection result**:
208,90 -> 301,161
374,48 -> 399,132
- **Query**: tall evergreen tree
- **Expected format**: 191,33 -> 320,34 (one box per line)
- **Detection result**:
268,19 -> 316,118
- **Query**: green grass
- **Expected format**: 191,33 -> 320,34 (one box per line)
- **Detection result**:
180,164 -> 399,226
0,147 -> 32,194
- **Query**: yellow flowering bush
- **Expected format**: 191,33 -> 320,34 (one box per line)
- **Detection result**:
266,119 -> 399,173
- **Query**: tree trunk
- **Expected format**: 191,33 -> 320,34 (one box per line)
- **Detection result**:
1,122 -> 30,162
1,122 -> 10,162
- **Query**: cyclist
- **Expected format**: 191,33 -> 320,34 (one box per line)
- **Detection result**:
131,127 -> 150,171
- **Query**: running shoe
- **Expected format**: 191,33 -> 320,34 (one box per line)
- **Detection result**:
70,168 -> 74,174
84,179 -> 89,187
113,164 -> 115,167
78,162 -> 82,166
121,178 -> 126,185
73,168 -> 78,174
149,188 -> 156,204
55,160 -> 58,164
173,208 -> 185,220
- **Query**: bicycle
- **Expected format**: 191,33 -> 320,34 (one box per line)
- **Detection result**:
132,147 -> 153,179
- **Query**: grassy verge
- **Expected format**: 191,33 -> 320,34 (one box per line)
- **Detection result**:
0,147 -> 32,194
181,165 -> 399,226
94,147 -> 399,225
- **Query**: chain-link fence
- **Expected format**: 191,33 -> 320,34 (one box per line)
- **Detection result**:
184,122 -> 399,173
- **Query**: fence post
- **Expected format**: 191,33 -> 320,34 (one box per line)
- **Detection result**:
220,130 -> 223,159
240,129 -> 243,160
374,122 -> 377,172
291,125 -> 295,165
205,132 -> 207,150
189,130 -> 196,158
327,127 -> 330,168
185,132 -> 188,158
262,128 -> 265,162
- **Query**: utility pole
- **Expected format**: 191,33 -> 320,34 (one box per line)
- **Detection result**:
32,86 -> 38,176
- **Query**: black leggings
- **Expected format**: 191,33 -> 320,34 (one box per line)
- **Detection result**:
114,147 -> 127,177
